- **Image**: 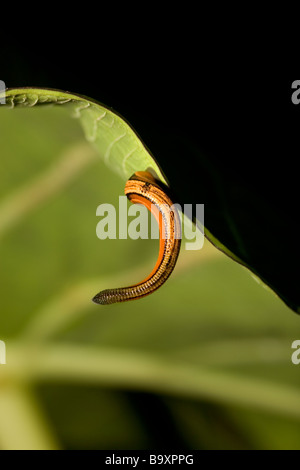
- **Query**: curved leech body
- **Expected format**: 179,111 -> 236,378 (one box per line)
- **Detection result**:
93,171 -> 181,305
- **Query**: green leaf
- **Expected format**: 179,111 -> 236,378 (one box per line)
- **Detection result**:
0,100 -> 299,449
0,86 -> 298,316
1,88 -> 167,184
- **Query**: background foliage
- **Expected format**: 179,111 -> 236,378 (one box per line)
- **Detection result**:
0,103 -> 299,449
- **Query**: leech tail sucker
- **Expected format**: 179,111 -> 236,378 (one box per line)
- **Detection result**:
93,171 -> 181,305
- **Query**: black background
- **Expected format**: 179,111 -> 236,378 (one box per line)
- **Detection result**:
3,39 -> 297,211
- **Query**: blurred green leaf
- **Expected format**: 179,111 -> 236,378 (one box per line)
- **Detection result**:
0,89 -> 299,450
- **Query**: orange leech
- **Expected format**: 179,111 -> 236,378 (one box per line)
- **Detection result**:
92,171 -> 181,305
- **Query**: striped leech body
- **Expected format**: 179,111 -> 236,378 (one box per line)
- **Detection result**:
93,171 -> 181,305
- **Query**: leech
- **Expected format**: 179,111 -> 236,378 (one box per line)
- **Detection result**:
93,171 -> 181,305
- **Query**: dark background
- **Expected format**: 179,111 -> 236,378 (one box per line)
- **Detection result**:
3,41 -> 297,209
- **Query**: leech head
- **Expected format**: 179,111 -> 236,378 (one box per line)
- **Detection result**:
131,171 -> 157,185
